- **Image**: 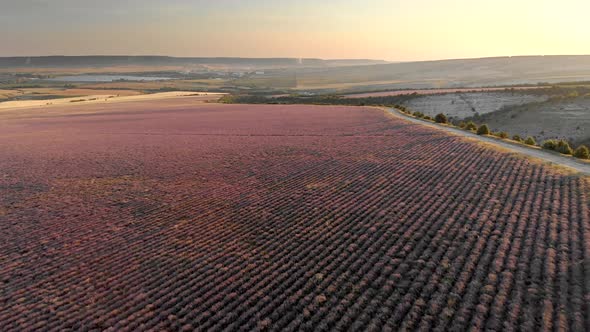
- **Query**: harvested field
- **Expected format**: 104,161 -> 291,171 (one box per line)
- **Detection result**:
1,103 -> 589,331
0,88 -> 141,104
0,91 -> 223,112
0,90 -> 21,100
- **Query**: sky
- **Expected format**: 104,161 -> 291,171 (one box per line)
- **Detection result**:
1,0 -> 590,61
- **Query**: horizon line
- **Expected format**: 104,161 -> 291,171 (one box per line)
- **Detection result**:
1,54 -> 590,64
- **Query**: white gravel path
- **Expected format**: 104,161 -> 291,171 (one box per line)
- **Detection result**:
387,108 -> 590,176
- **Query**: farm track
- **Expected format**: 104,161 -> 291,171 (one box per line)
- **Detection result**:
387,107 -> 590,175
0,103 -> 589,331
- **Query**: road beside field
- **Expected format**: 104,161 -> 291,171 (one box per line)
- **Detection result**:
2,103 -> 589,330
387,107 -> 590,175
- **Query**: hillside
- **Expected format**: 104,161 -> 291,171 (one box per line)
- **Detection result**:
293,55 -> 590,91
3,55 -> 590,93
0,56 -> 388,70
402,92 -> 549,120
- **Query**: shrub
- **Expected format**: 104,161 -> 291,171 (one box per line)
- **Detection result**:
477,124 -> 490,135
556,140 -> 573,155
435,113 -> 448,124
424,115 -> 433,121
458,121 -> 466,129
465,121 -> 477,131
574,145 -> 590,159
413,111 -> 424,118
542,139 -> 558,150
512,135 -> 523,142
397,105 -> 410,114
525,137 -> 536,146
497,132 -> 509,139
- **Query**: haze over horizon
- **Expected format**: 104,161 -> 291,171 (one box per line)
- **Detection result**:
2,0 -> 590,62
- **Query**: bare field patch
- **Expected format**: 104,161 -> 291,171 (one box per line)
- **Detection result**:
0,91 -> 225,115
0,88 -> 143,104
0,89 -> 22,100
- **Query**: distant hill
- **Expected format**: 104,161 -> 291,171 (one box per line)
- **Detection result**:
293,55 -> 590,90
0,56 -> 388,69
3,55 -> 590,91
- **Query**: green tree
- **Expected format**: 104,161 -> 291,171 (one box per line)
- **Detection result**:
542,139 -> 558,150
574,145 -> 589,159
465,121 -> 477,131
435,113 -> 448,124
494,132 -> 508,139
477,124 -> 490,135
556,140 -> 573,155
525,137 -> 536,146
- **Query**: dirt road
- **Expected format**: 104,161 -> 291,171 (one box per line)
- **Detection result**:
387,108 -> 590,175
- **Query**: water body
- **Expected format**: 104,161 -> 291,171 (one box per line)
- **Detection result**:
48,75 -> 173,82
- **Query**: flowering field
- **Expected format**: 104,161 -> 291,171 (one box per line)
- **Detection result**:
0,102 -> 589,331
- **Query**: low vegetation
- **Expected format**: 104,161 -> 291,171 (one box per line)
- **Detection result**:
542,139 -> 558,150
525,136 -> 537,146
413,111 -> 425,118
542,139 -> 575,155
476,124 -> 490,135
494,132 -> 509,139
434,113 -> 448,124
220,93 -> 419,107
465,121 -> 477,131
574,145 -> 590,159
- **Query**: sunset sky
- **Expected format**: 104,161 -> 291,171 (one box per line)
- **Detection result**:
2,0 -> 589,61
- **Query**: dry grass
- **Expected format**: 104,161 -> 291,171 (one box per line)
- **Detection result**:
0,89 -> 21,100
471,140 -> 582,176
0,91 -> 225,114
